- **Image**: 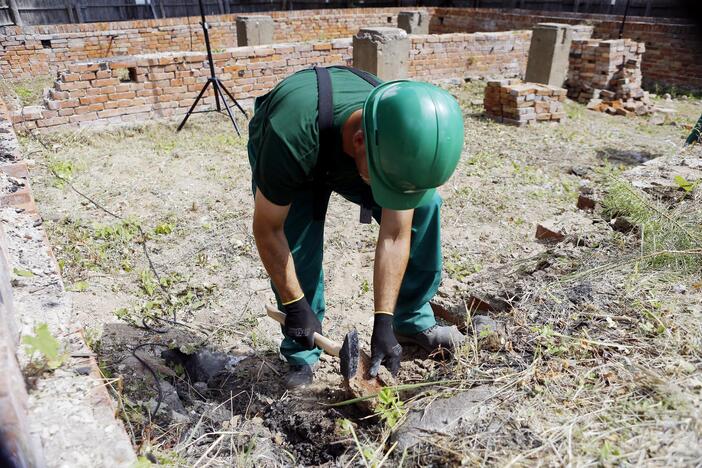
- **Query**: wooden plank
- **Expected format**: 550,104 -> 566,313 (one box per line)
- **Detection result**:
7,0 -> 22,26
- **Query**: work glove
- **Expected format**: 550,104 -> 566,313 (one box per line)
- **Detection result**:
369,312 -> 402,377
282,295 -> 322,350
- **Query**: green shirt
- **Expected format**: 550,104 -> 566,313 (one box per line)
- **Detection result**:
248,68 -> 380,206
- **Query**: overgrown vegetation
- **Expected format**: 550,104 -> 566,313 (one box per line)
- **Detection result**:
0,74 -> 54,109
602,178 -> 702,271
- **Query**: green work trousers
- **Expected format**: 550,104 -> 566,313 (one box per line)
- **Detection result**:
269,188 -> 443,366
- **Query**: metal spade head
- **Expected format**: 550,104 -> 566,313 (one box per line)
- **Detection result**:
339,328 -> 359,380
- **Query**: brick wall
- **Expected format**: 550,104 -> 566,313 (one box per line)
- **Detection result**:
431,8 -> 702,90
0,8 -> 421,81
1,7 -> 698,90
12,39 -> 354,132
409,30 -> 531,82
11,29 -> 535,133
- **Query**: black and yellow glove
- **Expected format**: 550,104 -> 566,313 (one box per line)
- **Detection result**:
369,312 -> 402,377
282,295 -> 322,350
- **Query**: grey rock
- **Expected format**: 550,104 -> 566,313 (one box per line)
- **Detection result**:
161,348 -> 246,383
391,386 -> 496,451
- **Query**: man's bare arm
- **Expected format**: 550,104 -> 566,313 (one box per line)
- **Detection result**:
374,208 -> 414,313
252,190 -> 303,303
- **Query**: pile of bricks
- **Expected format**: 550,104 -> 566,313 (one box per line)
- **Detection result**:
484,79 -> 567,126
567,39 -> 653,117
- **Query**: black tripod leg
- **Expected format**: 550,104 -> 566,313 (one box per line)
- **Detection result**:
177,79 -> 212,132
212,78 -> 222,112
213,79 -> 241,136
218,81 -> 249,118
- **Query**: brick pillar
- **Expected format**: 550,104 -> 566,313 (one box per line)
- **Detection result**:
397,11 -> 429,34
236,15 -> 274,47
571,24 -> 594,41
525,23 -> 574,87
353,27 -> 409,81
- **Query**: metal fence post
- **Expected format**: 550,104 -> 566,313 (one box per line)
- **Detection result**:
7,0 -> 22,26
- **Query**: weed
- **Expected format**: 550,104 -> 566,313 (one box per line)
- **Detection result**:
47,158 -> 76,188
13,267 -> 34,277
602,179 -> 702,271
673,175 -> 699,194
337,419 -> 397,467
22,323 -> 66,370
153,222 -> 174,235
375,387 -> 406,429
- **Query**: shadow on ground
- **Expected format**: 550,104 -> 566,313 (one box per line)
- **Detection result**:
596,147 -> 662,166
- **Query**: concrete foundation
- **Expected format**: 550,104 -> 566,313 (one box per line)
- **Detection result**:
236,15 -> 274,46
525,23 -> 573,87
398,11 -> 429,34
352,27 -> 409,81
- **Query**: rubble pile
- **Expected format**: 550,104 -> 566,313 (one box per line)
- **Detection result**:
567,38 -> 653,116
484,79 -> 567,126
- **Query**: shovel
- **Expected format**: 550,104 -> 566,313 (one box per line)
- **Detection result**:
265,305 -> 385,404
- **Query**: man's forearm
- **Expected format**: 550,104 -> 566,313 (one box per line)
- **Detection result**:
373,210 -> 413,313
253,226 -> 303,303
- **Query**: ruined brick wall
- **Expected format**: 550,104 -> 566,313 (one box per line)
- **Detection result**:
11,39 -> 353,132
409,30 -> 531,82
11,28 -> 536,133
0,8 -> 422,81
431,8 -> 702,90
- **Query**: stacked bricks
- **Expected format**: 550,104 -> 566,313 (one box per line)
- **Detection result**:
409,31 -> 531,82
567,39 -> 653,116
0,8 -> 416,81
484,79 -> 567,126
11,40 -> 354,132
431,7 -> 702,91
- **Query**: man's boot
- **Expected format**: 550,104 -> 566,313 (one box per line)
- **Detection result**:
285,362 -> 319,389
395,324 -> 465,356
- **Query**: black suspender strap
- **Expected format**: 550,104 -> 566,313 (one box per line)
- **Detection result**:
312,66 -> 379,224
312,66 -> 333,222
330,65 -> 381,87
314,66 -> 334,156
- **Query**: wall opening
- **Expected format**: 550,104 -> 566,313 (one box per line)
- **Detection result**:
41,39 -> 52,49
115,67 -> 138,82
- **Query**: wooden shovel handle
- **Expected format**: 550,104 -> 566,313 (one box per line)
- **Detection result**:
265,305 -> 341,357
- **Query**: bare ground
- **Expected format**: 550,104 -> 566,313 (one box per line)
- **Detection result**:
21,81 -> 702,466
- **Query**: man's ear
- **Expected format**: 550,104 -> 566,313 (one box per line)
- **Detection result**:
352,129 -> 365,151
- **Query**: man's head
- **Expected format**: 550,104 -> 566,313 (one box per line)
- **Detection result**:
359,81 -> 464,210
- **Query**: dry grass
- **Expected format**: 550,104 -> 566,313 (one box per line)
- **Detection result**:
23,81 -> 702,466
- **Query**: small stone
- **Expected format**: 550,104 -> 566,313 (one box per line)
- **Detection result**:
472,315 -> 505,351
663,93 -> 672,101
649,113 -> 665,126
570,165 -> 590,177
672,284 -> 686,294
610,217 -> 635,233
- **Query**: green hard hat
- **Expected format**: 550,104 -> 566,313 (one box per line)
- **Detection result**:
362,80 -> 464,210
